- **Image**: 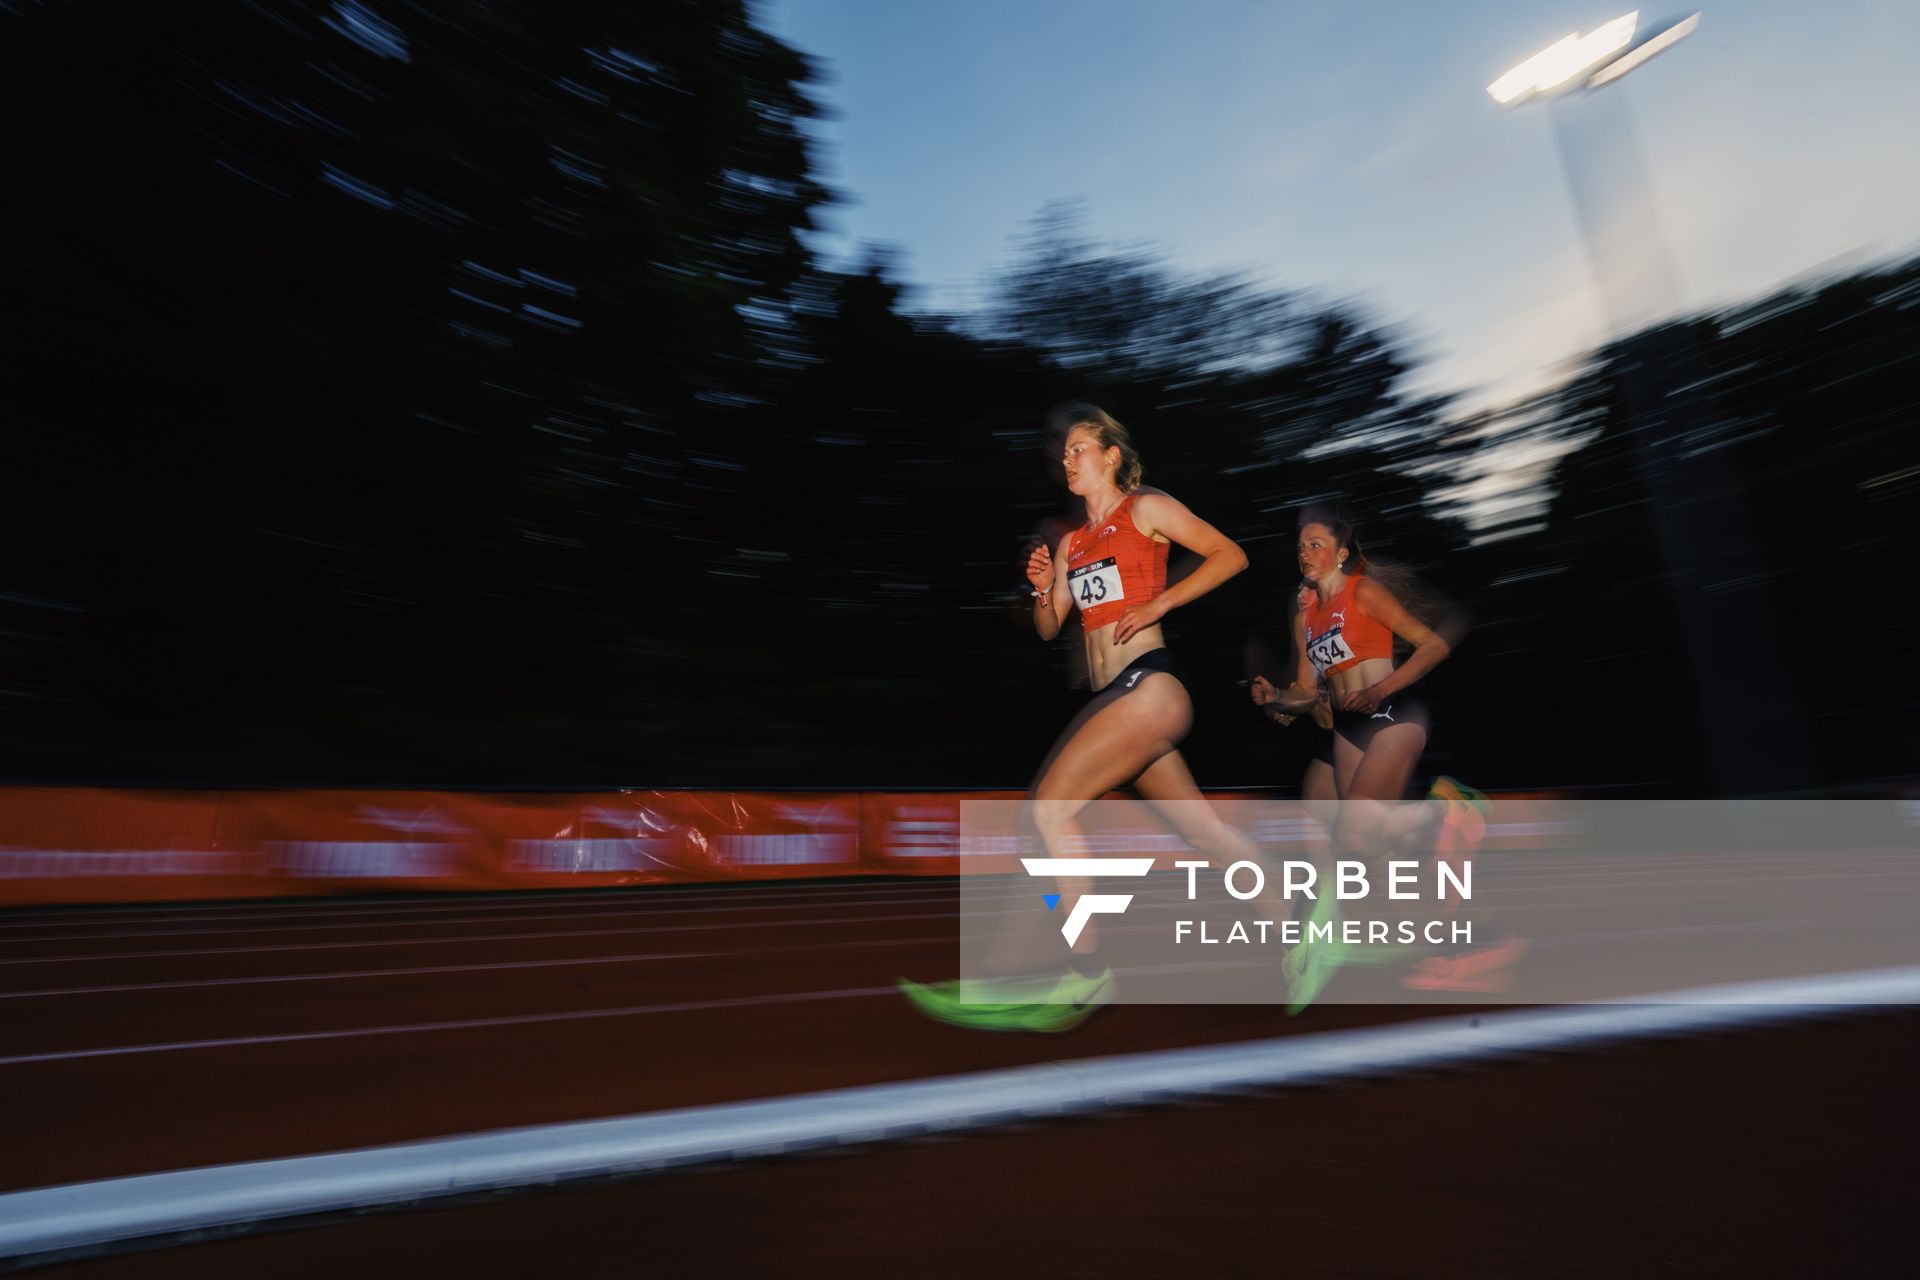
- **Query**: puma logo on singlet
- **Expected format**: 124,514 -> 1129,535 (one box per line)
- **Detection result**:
1331,608 -> 1348,626
1073,525 -> 1119,556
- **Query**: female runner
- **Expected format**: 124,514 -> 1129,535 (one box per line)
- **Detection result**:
1259,510 -> 1517,1000
1273,510 -> 1449,808
903,403 -> 1268,1031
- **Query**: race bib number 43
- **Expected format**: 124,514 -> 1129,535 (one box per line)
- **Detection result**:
1068,556 -> 1126,608
1306,627 -> 1352,675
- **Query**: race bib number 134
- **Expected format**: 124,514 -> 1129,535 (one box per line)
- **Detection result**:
1307,627 -> 1352,674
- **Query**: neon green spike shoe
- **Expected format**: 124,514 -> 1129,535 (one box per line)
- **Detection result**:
897,976 -> 1032,1024
1283,942 -> 1339,1016
1284,891 -> 1343,1016
899,966 -> 1116,1033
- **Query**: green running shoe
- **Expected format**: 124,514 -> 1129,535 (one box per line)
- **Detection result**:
897,975 -> 1036,1021
898,966 -> 1116,1033
1283,942 -> 1338,1016
1284,891 -> 1343,1016
1028,966 -> 1117,1031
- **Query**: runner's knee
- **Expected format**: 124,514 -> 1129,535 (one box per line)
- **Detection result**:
1031,798 -> 1082,848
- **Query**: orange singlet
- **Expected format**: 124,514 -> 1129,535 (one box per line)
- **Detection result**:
1302,576 -> 1393,677
1064,494 -> 1167,631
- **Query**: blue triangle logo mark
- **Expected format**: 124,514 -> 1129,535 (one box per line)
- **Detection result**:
1042,894 -> 1061,912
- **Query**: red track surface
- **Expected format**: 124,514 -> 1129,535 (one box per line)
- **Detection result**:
4,876 -> 1914,1275
25,1011 -> 1920,1277
1,878 -> 1419,1193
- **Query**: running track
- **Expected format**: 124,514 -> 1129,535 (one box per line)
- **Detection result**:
3,863 -> 1915,1274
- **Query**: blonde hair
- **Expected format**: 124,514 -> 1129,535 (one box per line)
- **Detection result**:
1049,401 -> 1144,492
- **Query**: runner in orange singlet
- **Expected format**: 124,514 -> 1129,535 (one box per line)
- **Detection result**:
1262,509 -> 1520,1000
1279,510 -> 1447,804
902,403 -> 1269,1030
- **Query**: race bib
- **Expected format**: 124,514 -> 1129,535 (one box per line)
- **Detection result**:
1068,556 -> 1126,610
1306,626 -> 1352,675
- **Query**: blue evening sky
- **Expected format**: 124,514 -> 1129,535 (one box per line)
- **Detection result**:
761,1 -> 1920,412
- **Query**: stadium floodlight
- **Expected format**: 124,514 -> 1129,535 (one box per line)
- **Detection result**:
1487,12 -> 1639,106
1586,12 -> 1701,88
1479,7 -> 1804,793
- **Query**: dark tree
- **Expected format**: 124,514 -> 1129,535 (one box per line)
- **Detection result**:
2,0 -> 828,781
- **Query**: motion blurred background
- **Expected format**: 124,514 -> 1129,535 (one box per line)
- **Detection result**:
3,0 -> 1916,797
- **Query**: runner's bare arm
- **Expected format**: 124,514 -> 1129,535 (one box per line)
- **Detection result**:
1253,609 -> 1317,717
1348,576 -> 1449,703
1029,533 -> 1073,641
1113,492 -> 1249,643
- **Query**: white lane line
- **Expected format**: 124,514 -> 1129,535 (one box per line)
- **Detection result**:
2,966 -> 1915,1264
0,880 -> 961,932
0,937 -> 942,1002
1535,917 -> 1910,947
23,865 -> 1895,949
0,883 -> 1058,946
1476,882 -> 1920,911
0,895 -> 966,946
1469,867 -> 1920,890
0,952 -> 713,1001
0,984 -> 903,1067
0,911 -> 956,969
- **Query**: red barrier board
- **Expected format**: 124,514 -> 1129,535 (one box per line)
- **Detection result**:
213,790 -> 496,895
0,788 -> 258,905
0,788 -> 885,905
858,791 -> 1028,877
530,790 -> 865,884
0,786 -> 1573,906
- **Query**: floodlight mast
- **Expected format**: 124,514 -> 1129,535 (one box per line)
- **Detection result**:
1484,11 -> 1813,795
1488,13 -> 1703,328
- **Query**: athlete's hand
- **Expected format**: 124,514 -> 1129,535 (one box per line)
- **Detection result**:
1112,598 -> 1167,644
1264,680 -> 1321,716
1026,542 -> 1054,594
1311,687 -> 1335,731
1340,683 -> 1389,713
1252,678 -> 1298,726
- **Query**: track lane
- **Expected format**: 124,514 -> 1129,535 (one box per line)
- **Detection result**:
3,860 -> 1915,1201
22,1009 -> 1918,1278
